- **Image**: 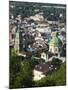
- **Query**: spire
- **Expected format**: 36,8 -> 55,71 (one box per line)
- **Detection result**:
51,31 -> 58,37
49,32 -> 62,47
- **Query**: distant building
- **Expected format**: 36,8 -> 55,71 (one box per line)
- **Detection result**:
9,32 -> 14,47
49,32 -> 62,56
14,29 -> 19,53
48,20 -> 59,25
35,31 -> 44,41
36,23 -> 49,33
33,31 -> 49,52
9,25 -> 16,47
29,13 -> 44,22
41,52 -> 48,62
47,14 -> 59,25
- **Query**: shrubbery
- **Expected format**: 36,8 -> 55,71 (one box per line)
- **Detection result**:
10,49 -> 66,88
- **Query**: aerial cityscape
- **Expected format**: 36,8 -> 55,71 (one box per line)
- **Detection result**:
9,1 -> 66,89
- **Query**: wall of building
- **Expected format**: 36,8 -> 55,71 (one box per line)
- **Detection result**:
33,70 -> 45,81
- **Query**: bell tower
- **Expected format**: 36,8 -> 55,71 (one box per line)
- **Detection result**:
14,25 -> 20,53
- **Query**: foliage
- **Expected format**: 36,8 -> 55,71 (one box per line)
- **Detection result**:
10,48 -> 21,88
13,60 -> 33,88
51,58 -> 62,67
10,48 -> 66,88
28,58 -> 39,69
9,49 -> 33,88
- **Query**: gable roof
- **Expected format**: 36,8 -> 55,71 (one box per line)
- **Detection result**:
34,63 -> 54,74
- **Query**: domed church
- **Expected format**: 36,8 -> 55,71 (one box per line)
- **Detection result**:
49,32 -> 62,56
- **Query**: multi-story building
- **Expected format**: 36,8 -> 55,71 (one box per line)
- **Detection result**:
49,32 -> 62,56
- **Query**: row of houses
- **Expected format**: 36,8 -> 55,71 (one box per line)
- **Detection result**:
9,12 -> 66,81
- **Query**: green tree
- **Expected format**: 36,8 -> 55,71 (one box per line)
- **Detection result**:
9,48 -> 21,88
51,58 -> 62,67
13,60 -> 33,88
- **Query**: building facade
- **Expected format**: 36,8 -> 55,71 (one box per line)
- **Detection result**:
49,32 -> 62,56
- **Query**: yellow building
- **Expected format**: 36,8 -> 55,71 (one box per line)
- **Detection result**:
49,32 -> 62,55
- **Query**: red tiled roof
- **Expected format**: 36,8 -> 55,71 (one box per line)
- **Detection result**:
34,63 -> 54,74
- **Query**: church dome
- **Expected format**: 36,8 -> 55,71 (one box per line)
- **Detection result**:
49,32 -> 62,47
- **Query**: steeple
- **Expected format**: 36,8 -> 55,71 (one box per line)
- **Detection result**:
50,32 -> 62,47
14,26 -> 20,53
49,32 -> 62,55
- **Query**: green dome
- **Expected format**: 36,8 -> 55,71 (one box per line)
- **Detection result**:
49,34 -> 62,47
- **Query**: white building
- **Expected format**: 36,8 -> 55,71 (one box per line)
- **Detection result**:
33,63 -> 54,81
41,52 -> 48,62
48,20 -> 59,25
33,69 -> 45,81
